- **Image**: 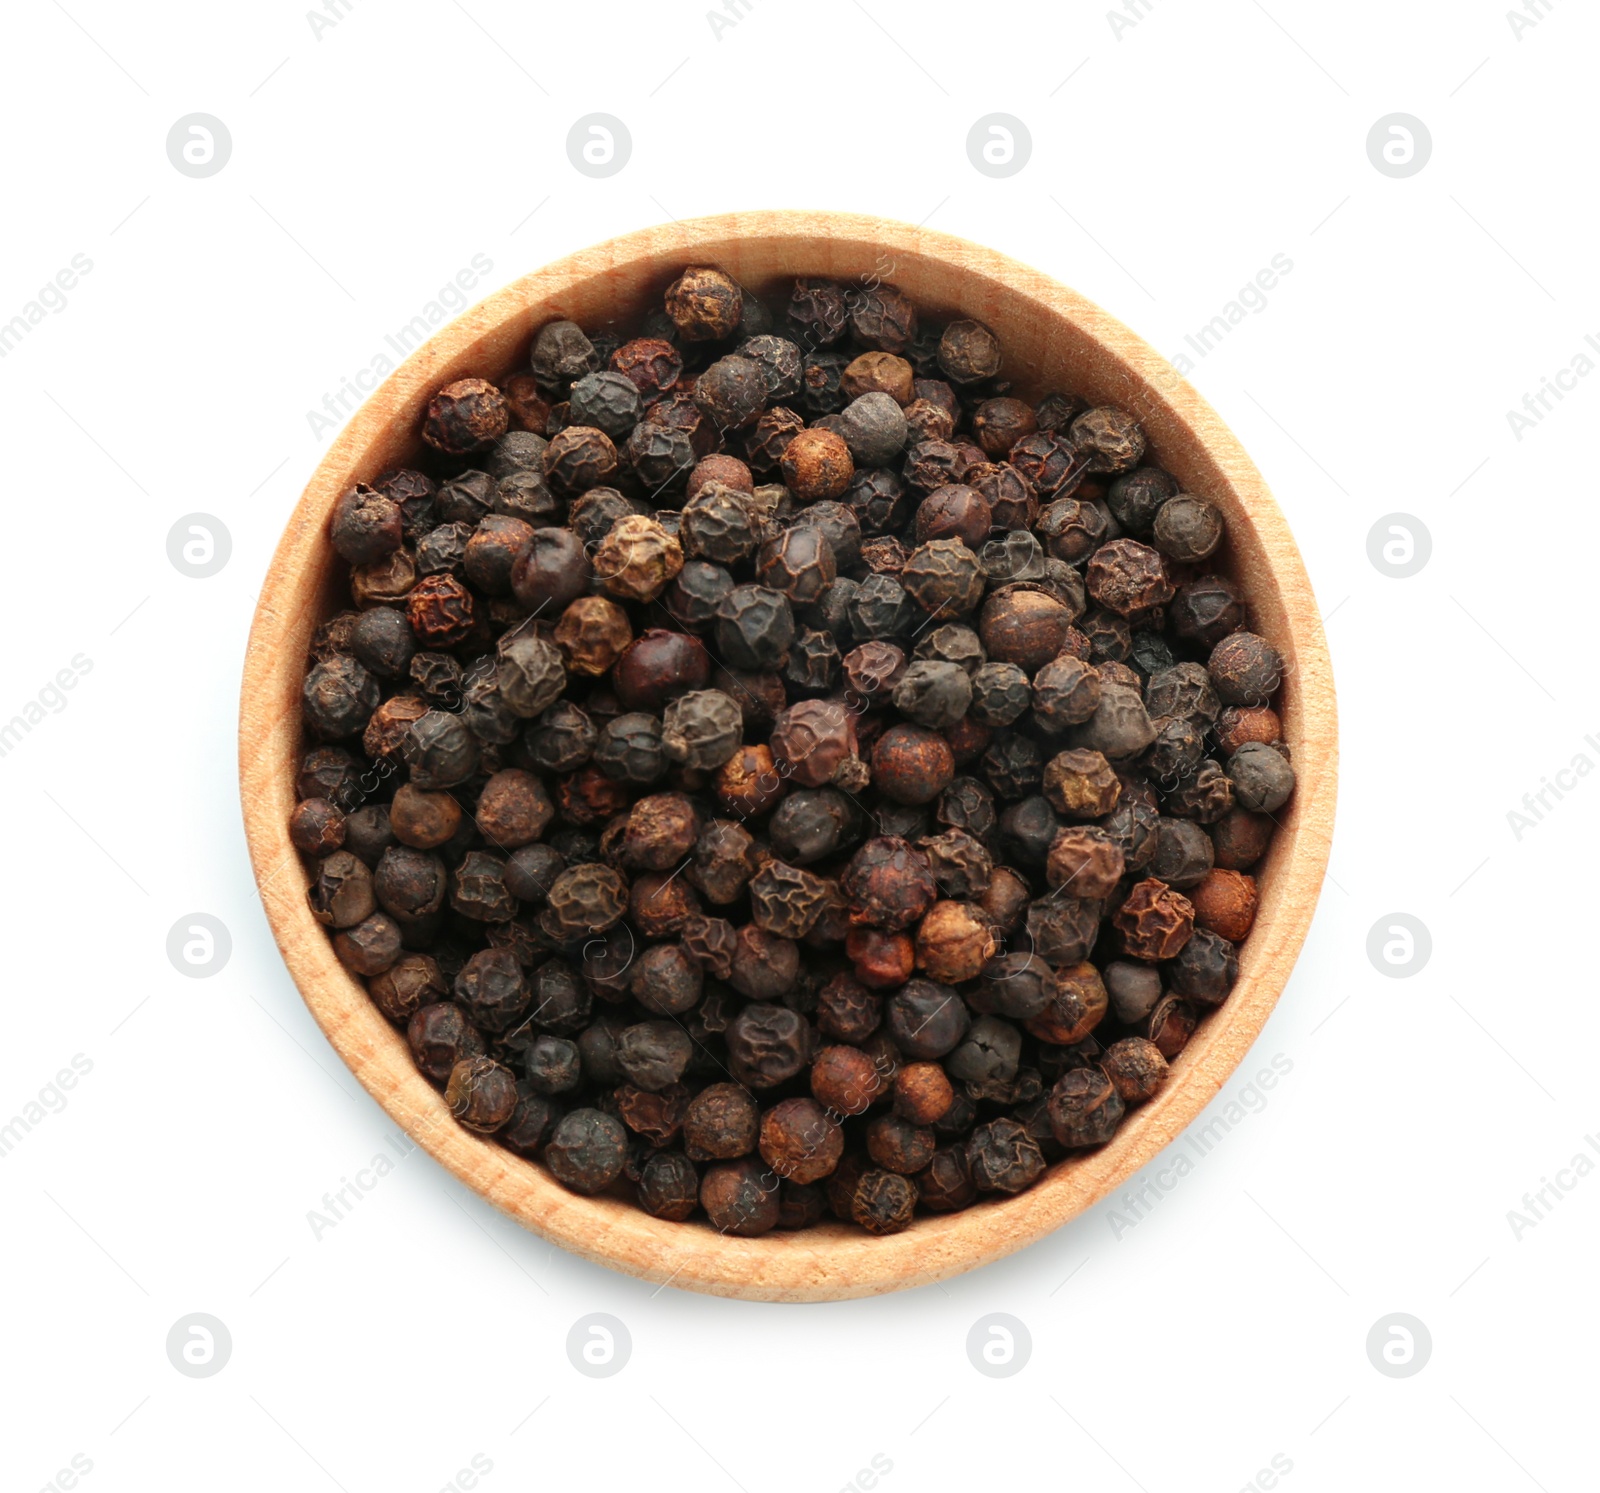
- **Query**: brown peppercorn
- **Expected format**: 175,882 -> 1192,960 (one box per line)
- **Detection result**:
684,1082 -> 760,1161
307,849 -> 375,928
748,859 -> 832,939
713,744 -> 786,817
811,1045 -> 887,1116
1047,1067 -> 1125,1148
679,915 -> 738,979
1031,655 -> 1102,733
475,768 -> 554,849
334,912 -> 402,976
1146,995 -> 1198,1059
938,319 -> 1002,384
1188,868 -> 1259,942
423,378 -> 508,455
368,952 -> 446,1023
980,865 -> 1031,935
406,573 -> 477,647
349,548 -> 417,609
1069,406 -> 1146,474
979,587 -> 1075,672
1024,962 -> 1108,1044
727,924 -> 800,1000
630,942 -> 703,1016
866,1113 -> 936,1175
1085,539 -> 1175,617
842,836 -> 939,932
781,428 -> 855,502
850,1169 -> 917,1235
1113,877 -> 1196,960
1209,631 -> 1284,706
388,782 -> 461,849
700,1157 -> 781,1236
593,514 -> 683,603
1215,705 -> 1283,756
757,524 -> 837,605
841,351 -> 914,405
622,792 -> 699,871
629,870 -> 701,939
543,424 -> 618,493
1211,808 -> 1275,871
972,396 -> 1038,457
445,1056 -> 519,1132
609,335 -> 683,397
759,1098 -> 844,1184
665,265 -> 743,341
1043,748 -> 1122,818
817,973 -> 882,1043
1046,825 -> 1125,898
913,901 -> 996,984
686,452 -> 754,500
871,723 -> 955,805
841,641 -> 907,704
893,1062 -> 954,1125
290,797 -> 346,856
1100,1037 -> 1169,1104
557,764 -> 631,826
849,284 -> 919,353
913,484 -> 992,549
965,1117 -> 1045,1193
554,595 -> 632,676
771,699 -> 857,789
690,819 -> 761,903
501,371 -> 552,432
1010,431 -> 1086,499
845,927 -> 916,990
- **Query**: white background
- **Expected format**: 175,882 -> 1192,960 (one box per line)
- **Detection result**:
1,1 -> 1594,1489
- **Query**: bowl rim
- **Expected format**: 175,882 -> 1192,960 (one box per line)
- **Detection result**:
239,209 -> 1337,1302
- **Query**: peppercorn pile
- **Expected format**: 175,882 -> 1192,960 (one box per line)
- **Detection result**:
289,264 -> 1295,1238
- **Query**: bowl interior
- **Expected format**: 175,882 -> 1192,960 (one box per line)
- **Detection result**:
240,211 -> 1335,1301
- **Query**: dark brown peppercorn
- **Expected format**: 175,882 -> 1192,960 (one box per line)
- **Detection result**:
726,1003 -> 811,1089
446,1057 -> 519,1132
636,1151 -> 699,1221
1209,631 -> 1284,706
700,1157 -> 781,1236
871,724 -> 955,805
290,798 -> 346,856
1086,539 -> 1175,617
1211,807 -> 1275,871
666,265 -> 743,341
545,1108 -> 628,1194
1069,406 -> 1146,473
1047,1067 -> 1125,1147
966,1117 -> 1045,1193
851,1169 -> 917,1235
684,1083 -> 760,1161
334,913 -> 402,976
760,1098 -> 843,1184
407,1002 -> 487,1084
811,1044 -> 887,1116
368,952 -> 446,1023
818,974 -> 882,1044
938,320 -> 1002,384
1114,878 -> 1196,961
1101,1037 -> 1170,1104
979,587 -> 1075,672
423,378 -> 509,455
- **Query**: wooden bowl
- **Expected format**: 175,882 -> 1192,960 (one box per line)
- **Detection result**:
239,210 -> 1337,1302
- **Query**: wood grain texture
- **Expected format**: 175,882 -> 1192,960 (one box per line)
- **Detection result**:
239,210 -> 1338,1302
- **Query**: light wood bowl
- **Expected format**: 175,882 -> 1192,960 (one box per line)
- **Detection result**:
239,210 -> 1337,1302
